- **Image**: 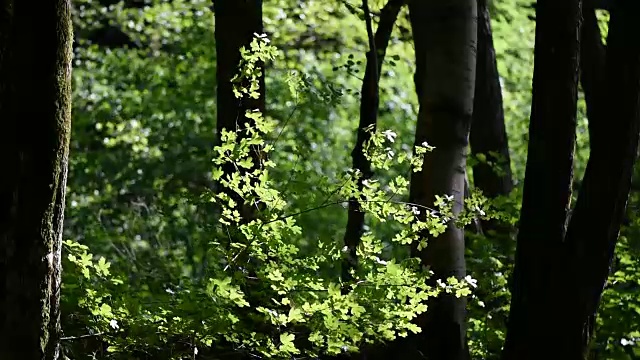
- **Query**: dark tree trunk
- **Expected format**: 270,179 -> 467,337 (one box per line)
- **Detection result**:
579,0 -> 606,147
501,0 -> 582,358
504,0 -> 640,358
213,0 -> 264,221
342,0 -> 405,285
470,0 -> 514,210
407,1 -> 477,359
562,0 -> 640,355
0,1 -> 73,359
213,0 -> 264,134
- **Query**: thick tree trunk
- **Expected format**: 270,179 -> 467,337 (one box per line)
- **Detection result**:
213,0 -> 264,221
470,0 -> 513,211
407,1 -> 477,359
562,0 -> 640,355
0,1 -> 73,359
501,0 -> 582,358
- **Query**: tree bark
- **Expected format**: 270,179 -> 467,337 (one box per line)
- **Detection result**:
470,0 -> 514,210
501,0 -> 582,358
0,1 -> 73,359
407,1 -> 477,359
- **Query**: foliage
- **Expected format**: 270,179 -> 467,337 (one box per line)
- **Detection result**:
62,32 -> 480,358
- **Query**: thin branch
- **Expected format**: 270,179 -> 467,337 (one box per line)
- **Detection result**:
464,172 -> 484,236
61,332 -> 105,341
267,198 -> 439,227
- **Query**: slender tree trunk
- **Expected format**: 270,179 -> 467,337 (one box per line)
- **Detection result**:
0,1 -> 73,359
501,0 -> 582,358
579,0 -> 606,147
407,1 -> 477,359
342,0 -> 405,286
470,0 -> 514,225
213,0 -> 264,221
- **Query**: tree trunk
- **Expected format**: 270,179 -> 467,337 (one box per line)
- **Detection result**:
0,1 -> 73,359
469,0 -> 514,228
407,1 -> 477,359
213,0 -> 264,134
213,0 -> 264,221
501,0 -> 582,358
342,0 -> 405,286
579,0 -> 606,149
561,0 -> 640,355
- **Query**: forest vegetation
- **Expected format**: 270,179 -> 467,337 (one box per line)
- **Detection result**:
0,0 -> 639,359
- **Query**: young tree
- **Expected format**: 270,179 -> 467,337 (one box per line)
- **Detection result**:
0,1 -> 73,359
407,1 -> 477,359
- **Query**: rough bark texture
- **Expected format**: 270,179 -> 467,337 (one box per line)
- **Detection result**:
213,0 -> 264,221
501,0 -> 582,358
407,1 -> 477,359
469,0 -> 513,216
342,0 -> 405,285
0,1 -> 73,359
562,0 -> 640,356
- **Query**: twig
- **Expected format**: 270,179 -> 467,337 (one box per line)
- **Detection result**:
61,332 -> 105,341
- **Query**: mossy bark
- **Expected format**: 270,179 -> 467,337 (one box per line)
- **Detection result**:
0,1 -> 73,359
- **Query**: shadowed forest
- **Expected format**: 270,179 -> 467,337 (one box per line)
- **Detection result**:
1,0 -> 640,359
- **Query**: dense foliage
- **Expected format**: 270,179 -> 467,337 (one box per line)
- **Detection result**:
60,1 -> 640,359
